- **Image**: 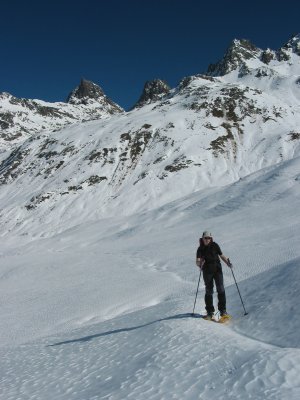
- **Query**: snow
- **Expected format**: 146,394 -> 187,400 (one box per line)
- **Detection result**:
1,38 -> 300,399
1,154 -> 300,399
222,50 -> 300,105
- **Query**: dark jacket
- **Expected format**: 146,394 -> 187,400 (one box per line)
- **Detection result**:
197,241 -> 222,272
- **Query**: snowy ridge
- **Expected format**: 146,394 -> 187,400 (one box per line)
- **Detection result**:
0,79 -> 123,151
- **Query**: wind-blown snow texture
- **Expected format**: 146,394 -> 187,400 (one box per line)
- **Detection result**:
0,35 -> 300,399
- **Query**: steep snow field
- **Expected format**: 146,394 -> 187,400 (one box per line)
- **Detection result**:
1,155 -> 300,399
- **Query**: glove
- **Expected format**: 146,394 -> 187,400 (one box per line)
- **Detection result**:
227,259 -> 233,268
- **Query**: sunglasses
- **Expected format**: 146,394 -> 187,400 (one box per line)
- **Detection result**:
204,237 -> 212,240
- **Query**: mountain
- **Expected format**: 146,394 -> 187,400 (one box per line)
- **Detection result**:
207,38 -> 261,76
66,79 -> 122,113
207,34 -> 300,77
0,35 -> 300,237
0,79 -> 123,151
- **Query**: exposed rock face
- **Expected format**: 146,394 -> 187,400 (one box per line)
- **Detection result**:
207,39 -> 261,76
66,79 -> 123,113
133,79 -> 171,108
280,34 -> 300,56
67,79 -> 106,103
276,34 -> 300,61
260,49 -> 276,64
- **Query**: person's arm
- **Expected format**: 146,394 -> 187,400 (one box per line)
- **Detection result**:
196,246 -> 205,268
196,257 -> 205,268
220,254 -> 232,267
215,242 -> 232,267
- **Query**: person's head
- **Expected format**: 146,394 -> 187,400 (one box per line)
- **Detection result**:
202,231 -> 213,246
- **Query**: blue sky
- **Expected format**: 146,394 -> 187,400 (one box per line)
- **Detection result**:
1,0 -> 299,110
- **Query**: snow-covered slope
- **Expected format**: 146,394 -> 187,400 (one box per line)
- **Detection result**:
1,34 -> 300,399
0,71 -> 300,237
0,155 -> 300,399
209,34 -> 300,106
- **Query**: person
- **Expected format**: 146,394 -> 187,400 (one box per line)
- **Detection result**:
196,230 -> 232,320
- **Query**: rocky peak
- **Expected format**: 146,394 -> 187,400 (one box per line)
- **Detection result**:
260,48 -> 276,64
133,79 -> 171,109
0,79 -> 123,149
279,33 -> 300,57
261,34 -> 300,63
67,79 -> 105,104
66,79 -> 123,113
0,92 -> 11,99
207,39 -> 261,76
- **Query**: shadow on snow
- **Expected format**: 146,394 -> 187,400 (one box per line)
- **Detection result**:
48,313 -> 202,347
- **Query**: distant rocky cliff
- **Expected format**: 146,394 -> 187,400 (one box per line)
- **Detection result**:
0,79 -> 123,151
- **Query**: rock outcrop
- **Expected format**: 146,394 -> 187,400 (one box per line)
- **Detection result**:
133,79 -> 171,109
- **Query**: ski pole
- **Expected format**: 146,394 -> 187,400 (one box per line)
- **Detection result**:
192,269 -> 202,315
229,262 -> 248,315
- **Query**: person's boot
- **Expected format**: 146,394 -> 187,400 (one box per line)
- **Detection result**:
219,311 -> 231,323
203,312 -> 214,320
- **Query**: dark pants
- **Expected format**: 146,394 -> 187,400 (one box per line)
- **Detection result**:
203,264 -> 226,314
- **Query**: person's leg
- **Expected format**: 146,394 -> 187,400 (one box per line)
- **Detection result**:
203,270 -> 215,314
214,267 -> 226,314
